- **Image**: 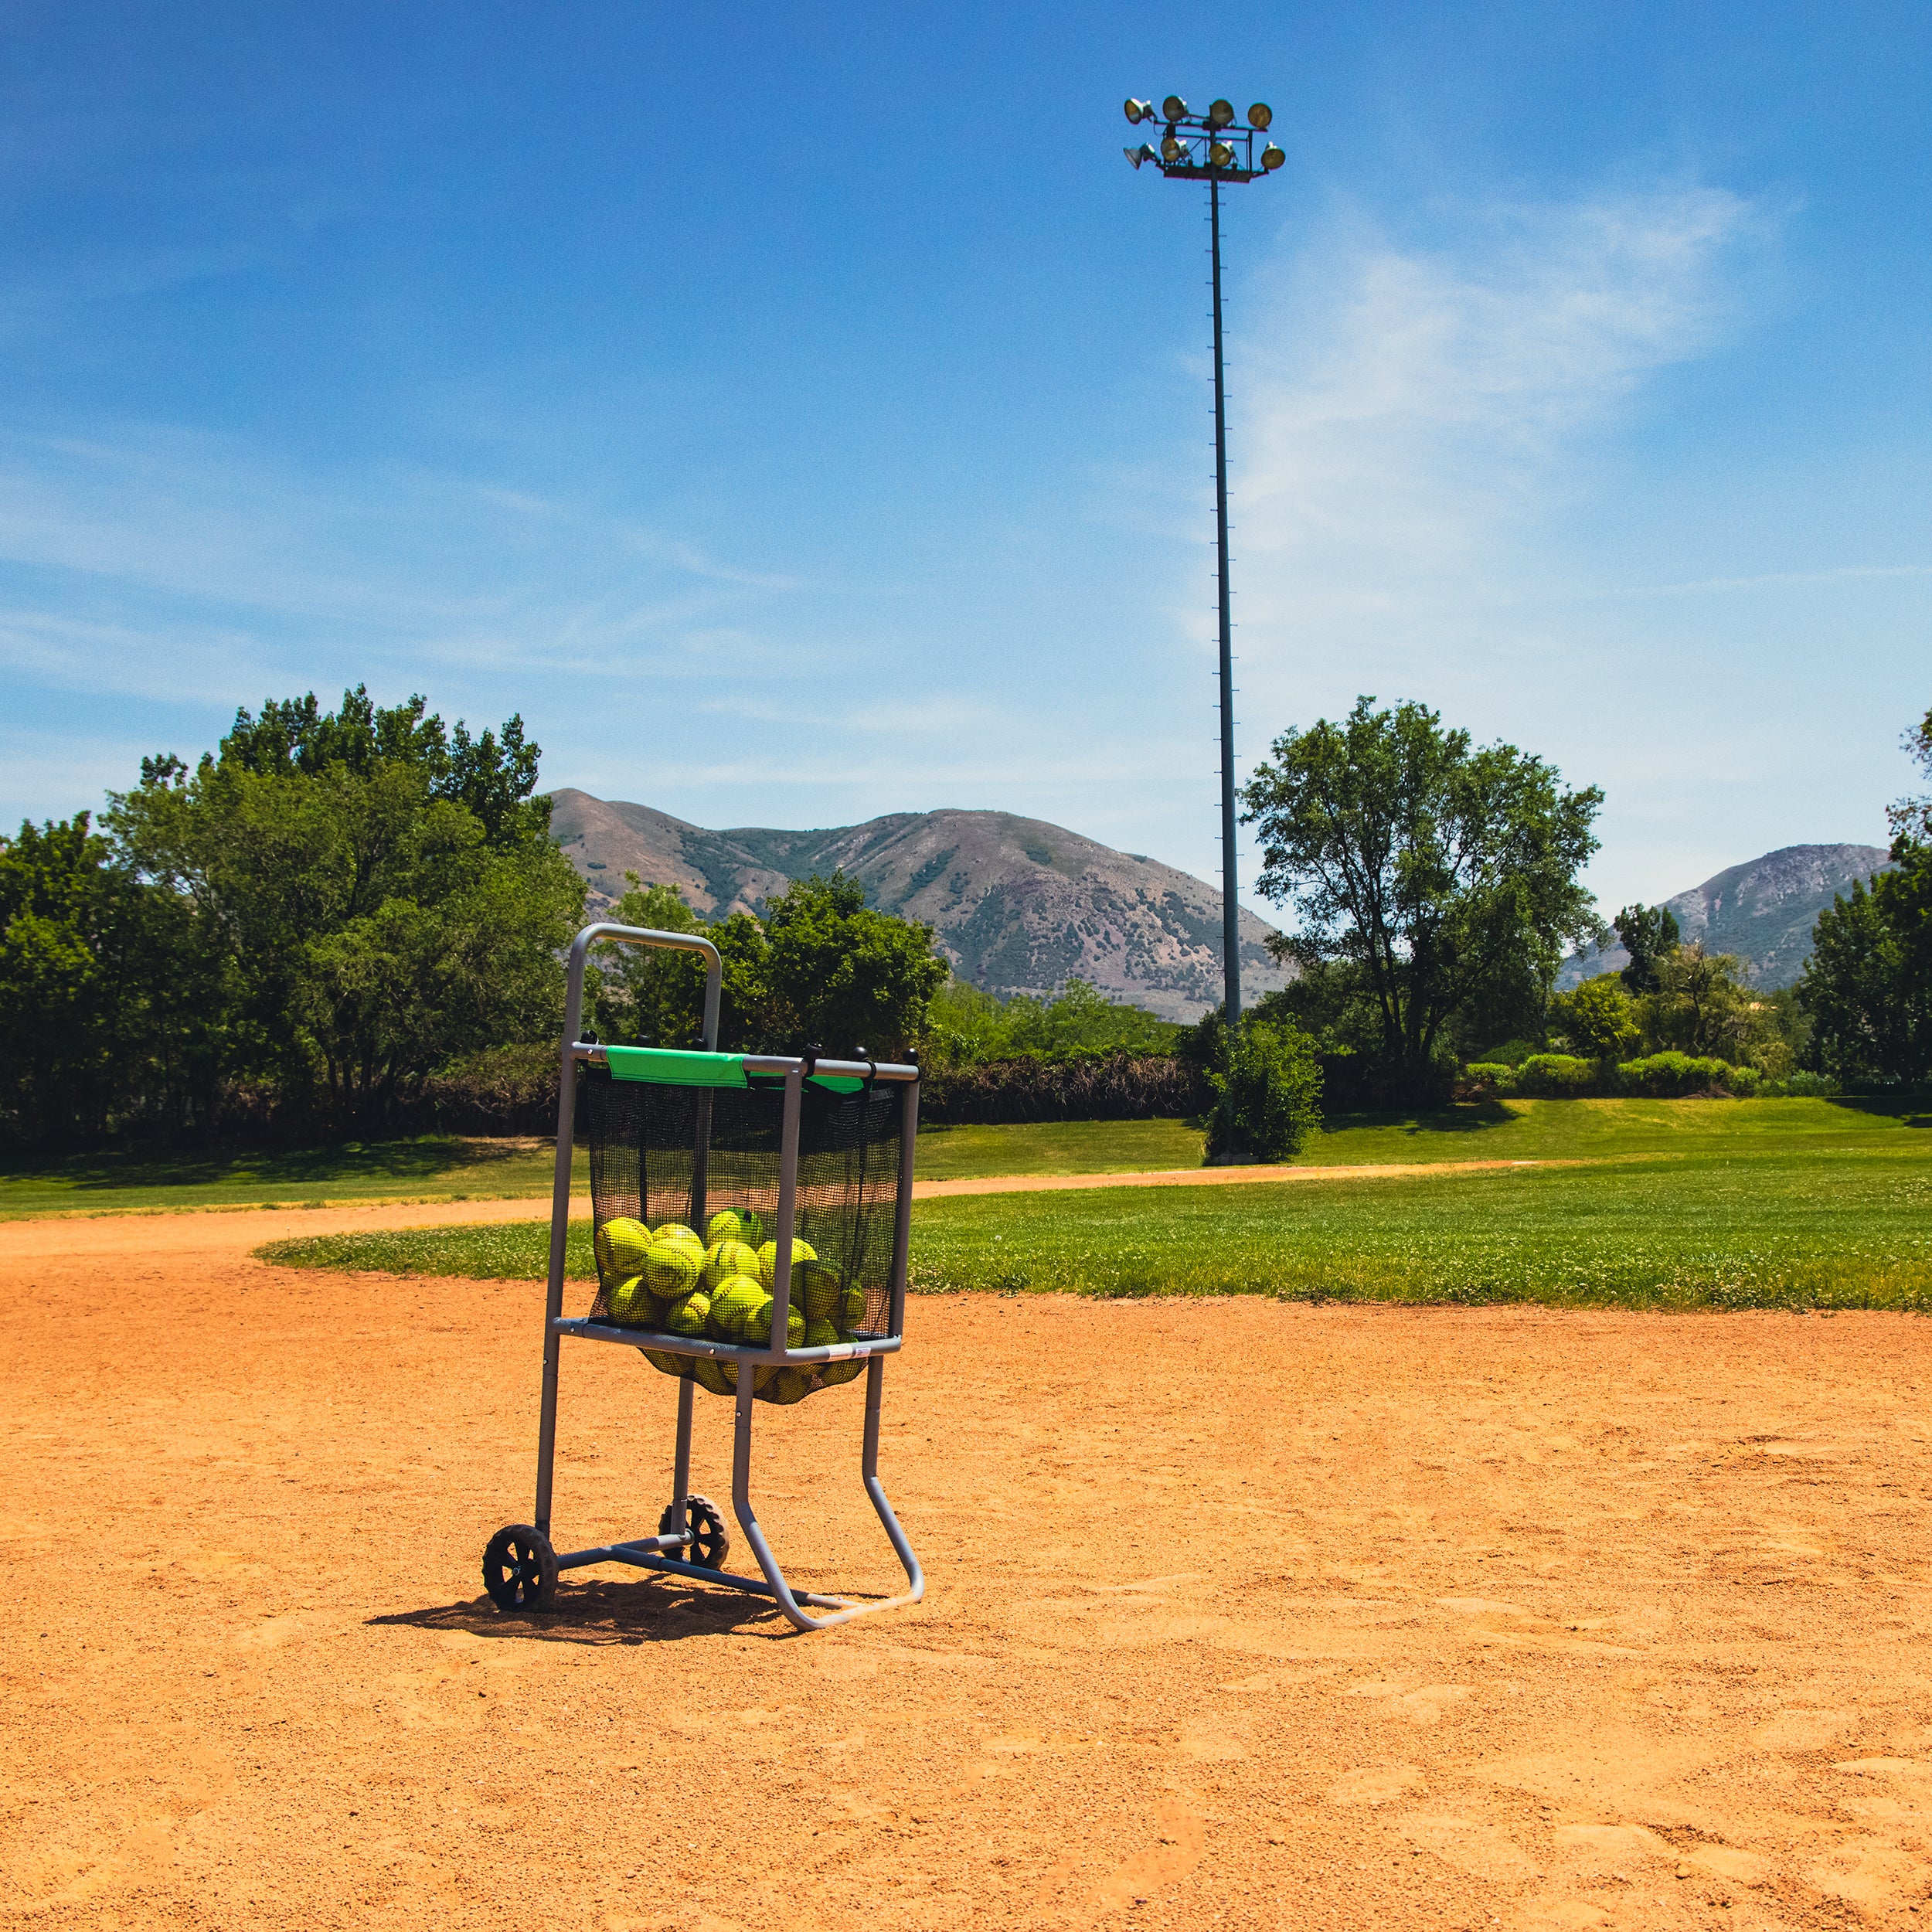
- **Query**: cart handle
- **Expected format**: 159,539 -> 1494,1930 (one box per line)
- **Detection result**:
563,921 -> 723,1054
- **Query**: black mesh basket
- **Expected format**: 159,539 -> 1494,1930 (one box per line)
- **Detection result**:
578,1068 -> 903,1404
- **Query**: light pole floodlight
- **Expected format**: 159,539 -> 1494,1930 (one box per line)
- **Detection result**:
1124,97 -> 1153,124
1119,84 -> 1281,1155
1124,142 -> 1157,168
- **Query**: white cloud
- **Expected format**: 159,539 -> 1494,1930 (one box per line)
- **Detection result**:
1230,182 -> 1764,633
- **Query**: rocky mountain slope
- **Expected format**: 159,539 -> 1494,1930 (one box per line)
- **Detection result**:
546,789 -> 1291,1022
1559,843 -> 1893,991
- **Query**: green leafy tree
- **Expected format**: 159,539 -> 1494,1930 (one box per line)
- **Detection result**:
760,872 -> 948,1056
583,870 -> 949,1057
1613,903 -> 1681,995
0,815 -> 121,1138
0,815 -> 227,1140
1800,851 -> 1932,1084
1640,943 -> 1760,1060
589,878 -> 709,1048
922,976 -> 1179,1067
1241,696 -> 1604,1098
1549,974 -> 1641,1061
107,688 -> 584,1131
1889,705 -> 1932,846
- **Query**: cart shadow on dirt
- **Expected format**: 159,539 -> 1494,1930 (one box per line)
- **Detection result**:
371,1572 -> 887,1646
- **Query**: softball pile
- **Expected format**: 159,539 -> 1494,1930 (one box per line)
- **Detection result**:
594,1207 -> 869,1402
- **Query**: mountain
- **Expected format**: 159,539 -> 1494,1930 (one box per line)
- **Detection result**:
546,789 -> 1293,1022
1558,843 -> 1893,992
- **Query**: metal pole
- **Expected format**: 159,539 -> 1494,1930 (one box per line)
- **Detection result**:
534,934 -> 594,1533
1209,174 -> 1243,1151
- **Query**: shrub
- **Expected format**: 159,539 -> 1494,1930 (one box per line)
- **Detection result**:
1459,1063 -> 1515,1097
1615,1052 -> 1757,1098
1206,1020 -> 1324,1162
1761,1070 -> 1842,1098
419,1041 -> 560,1134
918,1051 -> 1209,1126
1513,1053 -> 1599,1097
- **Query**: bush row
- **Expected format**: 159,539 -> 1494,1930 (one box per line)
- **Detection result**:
917,1051 -> 1212,1126
1461,1053 -> 1841,1100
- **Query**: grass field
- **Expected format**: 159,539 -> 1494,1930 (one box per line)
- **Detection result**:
912,1115 -> 1203,1176
19,1094 -> 1923,1219
257,1095 -> 1932,1311
0,1135 -> 575,1218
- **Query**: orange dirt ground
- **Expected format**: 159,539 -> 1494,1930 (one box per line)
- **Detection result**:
4,1206 -> 1931,1931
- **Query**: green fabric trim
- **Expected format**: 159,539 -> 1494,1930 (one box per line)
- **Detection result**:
810,1075 -> 866,1094
603,1046 -> 748,1088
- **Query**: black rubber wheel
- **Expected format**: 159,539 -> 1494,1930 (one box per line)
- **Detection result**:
658,1493 -> 730,1570
483,1523 -> 557,1611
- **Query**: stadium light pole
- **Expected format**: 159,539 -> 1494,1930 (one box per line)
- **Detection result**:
1123,95 -> 1284,1153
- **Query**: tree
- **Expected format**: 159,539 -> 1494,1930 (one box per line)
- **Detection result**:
587,870 -> 950,1058
0,815 -> 229,1141
1549,974 -> 1641,1061
1889,704 -> 1932,846
1613,903 -> 1681,995
760,872 -> 949,1057
1800,850 -> 1932,1084
1795,702 -> 1932,1087
107,688 -> 585,1131
1241,696 -> 1604,1097
1641,942 -> 1758,1060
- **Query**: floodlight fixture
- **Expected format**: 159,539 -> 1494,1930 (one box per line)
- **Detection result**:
1247,102 -> 1273,130
1124,142 -> 1158,168
1160,132 -> 1186,163
1206,98 -> 1236,128
1260,143 -> 1285,171
1209,139 -> 1235,168
1162,94 -> 1189,122
1124,98 -> 1153,124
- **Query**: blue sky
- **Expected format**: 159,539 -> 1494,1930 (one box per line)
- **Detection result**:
2,1 -> 1927,928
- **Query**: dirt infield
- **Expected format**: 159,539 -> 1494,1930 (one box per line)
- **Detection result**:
5,1209 -> 1931,1930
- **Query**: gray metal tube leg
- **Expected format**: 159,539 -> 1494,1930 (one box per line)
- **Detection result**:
725,1359 -> 923,1634
534,1326 -> 562,1537
862,1354 -> 923,1600
670,1372 -> 695,1544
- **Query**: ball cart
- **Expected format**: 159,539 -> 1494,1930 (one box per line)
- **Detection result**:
483,921 -> 926,1632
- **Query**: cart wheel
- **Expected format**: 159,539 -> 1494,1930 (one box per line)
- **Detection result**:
659,1493 -> 730,1570
483,1523 -> 557,1612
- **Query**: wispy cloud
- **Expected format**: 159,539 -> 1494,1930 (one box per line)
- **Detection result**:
1227,181 -> 1769,637
1526,563 -> 1932,603
0,423 -> 800,690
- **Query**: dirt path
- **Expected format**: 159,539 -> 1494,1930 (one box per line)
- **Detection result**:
4,1208 -> 1929,1930
912,1155 -> 1567,1199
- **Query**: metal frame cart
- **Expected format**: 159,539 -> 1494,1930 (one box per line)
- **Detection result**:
482,922 -> 925,1633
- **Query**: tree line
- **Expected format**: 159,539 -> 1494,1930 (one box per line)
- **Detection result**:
3,685 -> 1925,1151
0,689 -> 947,1144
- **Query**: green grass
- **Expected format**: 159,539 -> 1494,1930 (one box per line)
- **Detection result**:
1294,1093 -> 1932,1165
256,1097 -> 1932,1313
913,1116 -> 1206,1178
0,1135 -> 579,1219
19,1094 -> 1929,1232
